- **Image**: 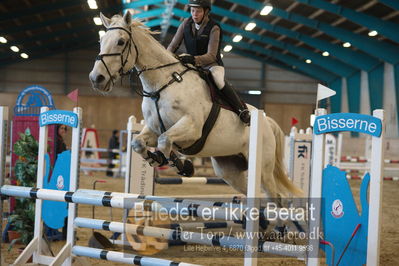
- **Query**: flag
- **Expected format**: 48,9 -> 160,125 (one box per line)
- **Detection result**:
317,83 -> 336,102
67,89 -> 79,103
291,117 -> 298,126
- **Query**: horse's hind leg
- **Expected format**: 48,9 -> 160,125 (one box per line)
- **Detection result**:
211,155 -> 248,195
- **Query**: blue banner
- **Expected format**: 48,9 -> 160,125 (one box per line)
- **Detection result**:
314,113 -> 382,137
39,110 -> 78,128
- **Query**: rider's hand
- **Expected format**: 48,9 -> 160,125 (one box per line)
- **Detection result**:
179,55 -> 196,65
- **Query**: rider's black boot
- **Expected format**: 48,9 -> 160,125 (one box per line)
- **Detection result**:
220,82 -> 251,125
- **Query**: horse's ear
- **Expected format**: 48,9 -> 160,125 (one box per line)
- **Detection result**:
100,12 -> 111,28
123,11 -> 132,26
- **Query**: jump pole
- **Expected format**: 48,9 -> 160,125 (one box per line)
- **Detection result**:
154,177 -> 226,184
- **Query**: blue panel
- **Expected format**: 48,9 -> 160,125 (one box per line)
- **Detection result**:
322,166 -> 369,266
368,63 -> 384,111
42,151 -> 71,229
314,113 -> 382,137
395,64 -> 399,134
328,78 -> 342,113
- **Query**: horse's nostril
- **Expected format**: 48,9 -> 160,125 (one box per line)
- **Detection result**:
96,74 -> 105,83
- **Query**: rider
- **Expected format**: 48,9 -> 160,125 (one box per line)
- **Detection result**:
167,0 -> 251,125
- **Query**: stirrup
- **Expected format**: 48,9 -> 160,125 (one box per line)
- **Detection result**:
238,109 -> 251,126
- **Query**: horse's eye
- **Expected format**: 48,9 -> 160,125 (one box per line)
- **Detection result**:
118,39 -> 125,46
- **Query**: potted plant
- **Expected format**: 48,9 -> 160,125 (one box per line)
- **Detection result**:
8,128 -> 37,247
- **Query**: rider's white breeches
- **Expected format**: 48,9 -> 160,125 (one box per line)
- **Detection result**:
209,66 -> 225,89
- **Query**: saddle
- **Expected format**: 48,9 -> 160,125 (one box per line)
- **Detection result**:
197,69 -> 235,112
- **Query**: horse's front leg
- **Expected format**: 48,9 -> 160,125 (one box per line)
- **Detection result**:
157,116 -> 202,176
132,125 -> 167,167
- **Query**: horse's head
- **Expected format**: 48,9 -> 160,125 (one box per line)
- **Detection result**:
89,11 -> 137,93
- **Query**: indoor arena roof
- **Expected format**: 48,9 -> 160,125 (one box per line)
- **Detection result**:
0,0 -> 398,82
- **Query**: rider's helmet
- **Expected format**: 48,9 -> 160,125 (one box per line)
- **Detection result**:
188,0 -> 211,10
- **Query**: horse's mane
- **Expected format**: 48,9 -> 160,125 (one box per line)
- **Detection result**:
107,14 -> 176,61
110,14 -> 158,35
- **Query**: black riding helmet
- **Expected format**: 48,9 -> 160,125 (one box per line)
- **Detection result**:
188,0 -> 211,10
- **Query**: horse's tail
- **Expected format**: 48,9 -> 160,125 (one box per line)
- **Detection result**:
270,118 -> 304,197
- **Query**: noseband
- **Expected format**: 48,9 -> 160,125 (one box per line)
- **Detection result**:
95,27 -> 139,85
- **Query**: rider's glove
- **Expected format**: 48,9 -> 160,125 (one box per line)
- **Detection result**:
179,55 -> 196,65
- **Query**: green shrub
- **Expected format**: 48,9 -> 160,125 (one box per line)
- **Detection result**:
9,128 -> 37,245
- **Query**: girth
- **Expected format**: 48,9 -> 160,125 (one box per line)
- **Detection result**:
178,103 -> 221,156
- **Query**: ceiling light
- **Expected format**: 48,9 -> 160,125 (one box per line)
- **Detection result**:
20,53 -> 29,59
223,45 -> 232,52
233,35 -> 242,43
305,59 -> 312,64
10,46 -> 19,52
368,30 -> 378,37
343,42 -> 351,48
322,51 -> 329,56
248,90 -> 261,95
87,0 -> 98,9
98,30 -> 106,38
0,36 -> 7,43
260,3 -> 273,16
93,17 -> 102,25
245,22 -> 256,31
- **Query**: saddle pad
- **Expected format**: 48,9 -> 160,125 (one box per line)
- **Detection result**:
201,70 -> 234,111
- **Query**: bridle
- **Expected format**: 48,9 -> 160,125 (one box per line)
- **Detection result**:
95,26 -> 138,86
95,25 -> 196,134
96,26 -> 182,84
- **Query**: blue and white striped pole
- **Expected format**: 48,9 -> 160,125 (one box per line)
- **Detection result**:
72,246 -> 200,266
0,185 -> 161,210
74,217 -> 306,258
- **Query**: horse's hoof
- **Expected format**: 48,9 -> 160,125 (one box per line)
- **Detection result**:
168,152 -> 195,177
179,160 -> 194,177
132,138 -> 146,154
147,150 -> 168,167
